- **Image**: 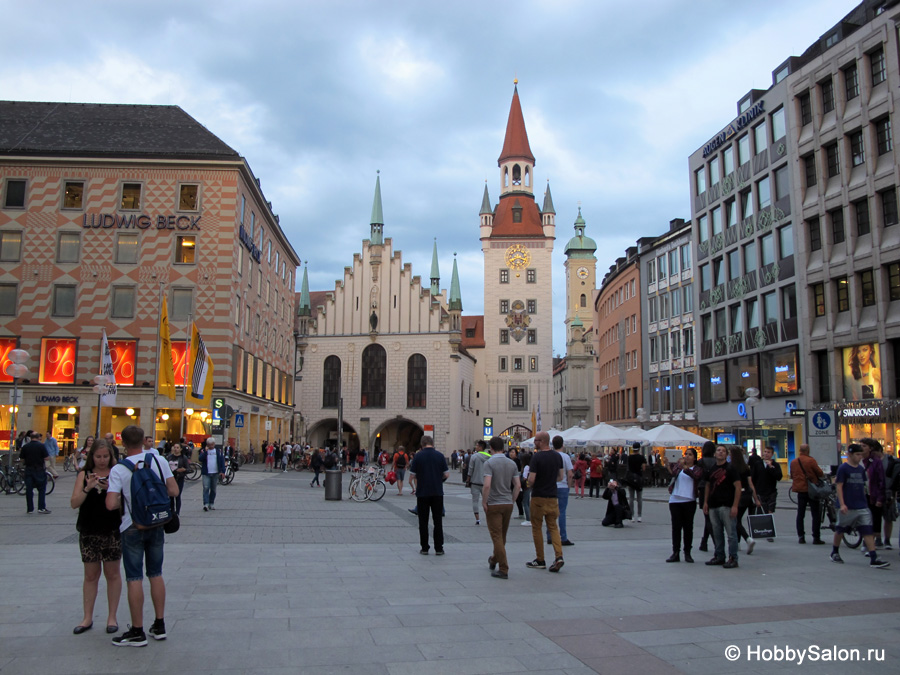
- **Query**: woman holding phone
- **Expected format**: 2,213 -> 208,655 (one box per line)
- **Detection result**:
70,439 -> 122,635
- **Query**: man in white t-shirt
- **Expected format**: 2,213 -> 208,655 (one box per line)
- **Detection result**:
549,435 -> 575,547
106,425 -> 178,647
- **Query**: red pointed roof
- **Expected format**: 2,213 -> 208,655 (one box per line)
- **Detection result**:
498,86 -> 535,165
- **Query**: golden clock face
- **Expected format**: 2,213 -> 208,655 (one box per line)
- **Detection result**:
576,266 -> 589,280
505,244 -> 530,270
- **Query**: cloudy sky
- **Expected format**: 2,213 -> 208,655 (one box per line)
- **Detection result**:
1,0 -> 852,355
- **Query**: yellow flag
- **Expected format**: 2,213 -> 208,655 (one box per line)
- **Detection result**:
157,296 -> 177,400
185,323 -> 214,407
531,406 -> 536,435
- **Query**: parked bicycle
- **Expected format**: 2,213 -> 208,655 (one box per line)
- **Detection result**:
348,467 -> 386,502
64,453 -> 79,472
221,457 -> 240,485
0,465 -> 54,496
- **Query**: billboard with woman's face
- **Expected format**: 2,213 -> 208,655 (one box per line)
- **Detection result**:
843,343 -> 882,401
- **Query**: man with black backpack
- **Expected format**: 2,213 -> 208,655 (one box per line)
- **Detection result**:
106,425 -> 179,647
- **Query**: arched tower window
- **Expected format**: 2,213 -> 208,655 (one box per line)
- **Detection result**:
524,166 -> 531,187
407,353 -> 427,408
512,164 -> 522,185
580,293 -> 587,307
323,355 -> 341,408
504,167 -> 509,187
361,344 -> 386,408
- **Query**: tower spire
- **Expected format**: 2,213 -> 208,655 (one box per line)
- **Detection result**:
297,263 -> 311,316
480,182 -> 492,215
370,170 -> 384,244
498,85 -> 535,165
449,253 -> 462,311
430,238 -> 440,296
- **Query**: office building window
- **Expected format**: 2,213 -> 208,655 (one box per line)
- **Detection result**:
730,303 -> 743,333
63,181 -> 84,209
871,47 -> 886,85
836,277 -> 850,312
774,165 -> 789,201
4,179 -> 26,209
683,285 -> 693,313
779,224 -> 793,259
120,183 -> 141,210
500,329 -> 509,344
709,156 -> 720,187
762,291 -> 778,324
761,346 -> 799,396
855,199 -> 870,236
772,107 -> 786,141
761,233 -> 775,267
831,209 -> 845,244
178,184 -> 199,211
723,145 -> 734,174
799,91 -> 812,126
683,327 -> 694,356
361,344 -> 386,408
700,361 -> 727,404
0,230 -> 22,261
115,233 -> 138,264
699,265 -> 710,293
111,286 -> 135,318
860,270 -> 876,307
728,250 -> 740,281
697,215 -> 708,245
738,135 -> 751,165
754,121 -> 768,154
711,206 -> 722,235
821,77 -> 835,114
695,167 -> 706,195
844,63 -> 859,100
876,117 -> 893,155
725,199 -> 737,229
888,263 -> 900,301
849,129 -> 865,167
882,188 -> 898,226
782,285 -> 797,320
757,177 -> 771,210
804,154 -> 817,188
650,336 -> 659,363
172,288 -> 193,320
813,283 -> 826,316
808,218 -> 821,251
747,298 -> 759,330
741,190 -> 753,220
500,299 -> 509,314
526,269 -> 536,283
52,284 -> 76,317
0,284 -> 17,315
825,142 -> 840,177
743,240 -> 757,272
57,232 -> 80,263
681,243 -> 691,270
175,235 -> 196,263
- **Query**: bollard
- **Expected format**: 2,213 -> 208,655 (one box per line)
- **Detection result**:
324,469 -> 342,501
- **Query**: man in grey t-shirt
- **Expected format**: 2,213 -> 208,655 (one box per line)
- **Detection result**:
482,437 -> 521,579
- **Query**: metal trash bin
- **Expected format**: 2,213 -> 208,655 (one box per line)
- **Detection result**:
324,469 -> 342,501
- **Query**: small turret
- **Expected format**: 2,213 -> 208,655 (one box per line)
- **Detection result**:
430,239 -> 440,296
542,181 -> 556,237
479,182 -> 493,240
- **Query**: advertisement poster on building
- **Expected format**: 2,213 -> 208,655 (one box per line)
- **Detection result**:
842,343 -> 882,401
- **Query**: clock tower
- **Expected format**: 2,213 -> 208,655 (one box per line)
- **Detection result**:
563,207 -> 597,339
478,84 -> 556,440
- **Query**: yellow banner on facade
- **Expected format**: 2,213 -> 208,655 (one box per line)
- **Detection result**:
157,296 -> 177,400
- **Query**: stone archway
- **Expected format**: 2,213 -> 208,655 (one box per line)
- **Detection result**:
371,417 -> 424,455
306,418 -> 359,452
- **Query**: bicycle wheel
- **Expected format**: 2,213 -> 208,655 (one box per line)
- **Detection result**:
789,489 -> 798,504
15,473 -> 26,494
186,463 -> 201,481
368,479 -> 386,502
45,474 -> 55,495
843,528 -> 863,548
349,478 -> 369,502
221,468 -> 234,485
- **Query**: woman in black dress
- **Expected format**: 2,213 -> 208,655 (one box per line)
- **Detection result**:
69,439 -> 122,634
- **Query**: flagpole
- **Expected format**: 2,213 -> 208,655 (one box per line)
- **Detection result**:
179,314 -> 192,439
95,336 -> 104,437
150,283 -> 163,440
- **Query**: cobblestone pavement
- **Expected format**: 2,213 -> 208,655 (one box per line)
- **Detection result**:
1,466 -> 897,674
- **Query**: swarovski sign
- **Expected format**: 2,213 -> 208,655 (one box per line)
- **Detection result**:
841,407 -> 881,418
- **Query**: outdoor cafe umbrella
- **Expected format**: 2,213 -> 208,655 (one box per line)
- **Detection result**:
568,423 -> 645,447
639,423 -> 709,448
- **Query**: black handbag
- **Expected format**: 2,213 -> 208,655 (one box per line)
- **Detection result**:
163,512 -> 180,534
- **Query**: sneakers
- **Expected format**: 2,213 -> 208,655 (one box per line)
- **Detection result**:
435,550 -> 445,556
871,558 -> 891,569
488,555 -> 496,571
548,557 -> 565,573
884,543 -> 893,550
637,516 -> 642,523
112,626 -> 147,647
148,619 -> 166,641
38,508 -> 51,514
830,551 -> 844,564
723,557 -> 739,569
203,506 -> 208,512
746,538 -> 756,555
475,519 -> 480,525
408,509 -> 418,515
521,520 -> 531,526
526,559 -> 546,569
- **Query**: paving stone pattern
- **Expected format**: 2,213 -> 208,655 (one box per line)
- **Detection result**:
0,467 -> 897,674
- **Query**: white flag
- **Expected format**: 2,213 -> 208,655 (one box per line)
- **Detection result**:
100,330 -> 117,406
536,399 -> 542,432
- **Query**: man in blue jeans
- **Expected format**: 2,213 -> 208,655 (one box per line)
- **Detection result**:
548,436 -> 575,546
107,425 -> 179,647
19,431 -> 50,514
703,445 -> 742,569
199,437 -> 226,511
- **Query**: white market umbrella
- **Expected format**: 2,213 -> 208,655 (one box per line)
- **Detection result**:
640,423 -> 710,448
568,423 -> 644,447
518,428 -> 564,448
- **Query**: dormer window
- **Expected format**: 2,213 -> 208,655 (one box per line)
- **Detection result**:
512,207 -> 522,223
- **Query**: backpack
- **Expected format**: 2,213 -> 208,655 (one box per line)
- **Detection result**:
395,453 -> 407,469
120,453 -> 172,530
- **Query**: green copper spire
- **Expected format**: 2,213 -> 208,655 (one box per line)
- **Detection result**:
370,171 -> 384,244
430,238 -> 440,295
480,182 -> 492,215
297,264 -> 311,317
542,181 -> 556,214
565,205 -> 597,258
449,253 -> 462,311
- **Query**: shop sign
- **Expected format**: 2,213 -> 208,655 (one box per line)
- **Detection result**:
171,341 -> 188,386
39,338 -> 77,384
702,100 -> 765,157
483,417 -> 493,441
82,213 -> 201,230
840,407 -> 881,419
0,337 -> 17,383
737,403 -> 747,419
239,225 -> 262,262
108,340 -> 136,386
35,395 -> 79,403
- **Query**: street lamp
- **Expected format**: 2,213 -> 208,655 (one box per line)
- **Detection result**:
6,349 -> 28,472
745,387 -> 760,454
636,407 -> 649,431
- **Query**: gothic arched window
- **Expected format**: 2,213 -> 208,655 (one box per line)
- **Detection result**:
407,353 -> 427,408
361,344 -> 386,408
322,355 -> 340,408
580,293 -> 587,307
512,164 -> 522,185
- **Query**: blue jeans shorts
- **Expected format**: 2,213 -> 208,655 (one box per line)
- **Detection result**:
121,527 -> 165,582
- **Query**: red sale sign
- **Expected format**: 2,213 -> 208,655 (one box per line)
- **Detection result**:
39,338 -> 77,384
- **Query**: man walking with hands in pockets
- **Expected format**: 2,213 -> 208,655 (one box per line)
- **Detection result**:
483,437 -> 521,579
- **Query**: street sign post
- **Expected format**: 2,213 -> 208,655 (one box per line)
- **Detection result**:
807,410 -> 838,466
